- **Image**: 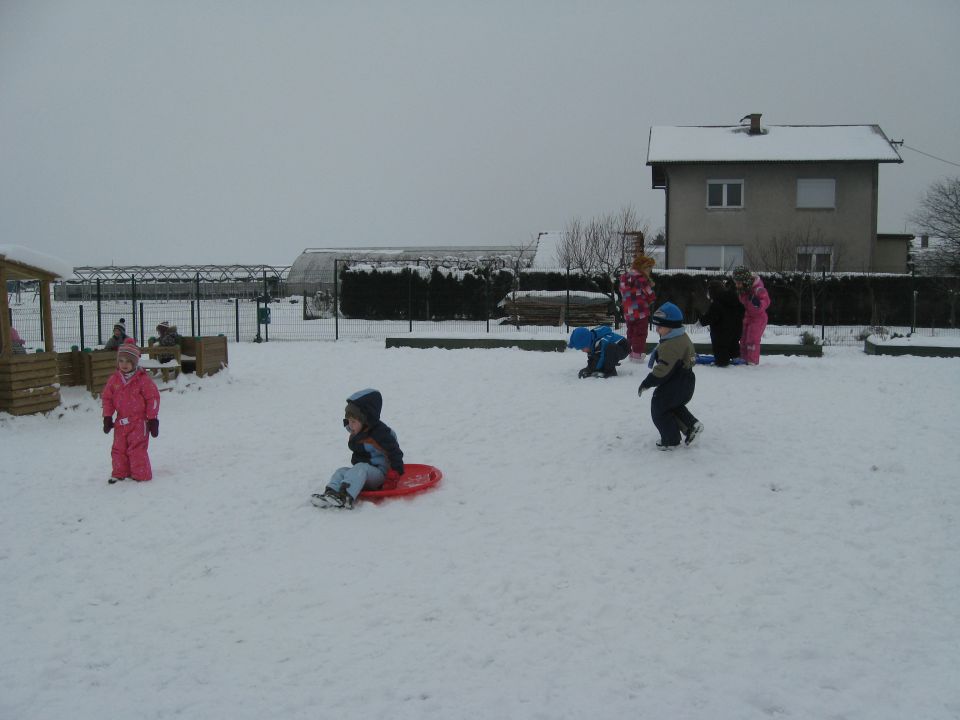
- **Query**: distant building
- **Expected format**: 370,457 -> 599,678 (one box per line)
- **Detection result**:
647,113 -> 903,272
287,246 -> 537,295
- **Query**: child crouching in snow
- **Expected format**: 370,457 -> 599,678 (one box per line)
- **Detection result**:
568,325 -> 631,378
637,302 -> 703,450
102,339 -> 160,483
311,389 -> 404,510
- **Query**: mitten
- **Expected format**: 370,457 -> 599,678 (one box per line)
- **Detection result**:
637,385 -> 647,397
751,295 -> 761,308
147,418 -> 159,438
578,368 -> 592,379
102,416 -> 113,434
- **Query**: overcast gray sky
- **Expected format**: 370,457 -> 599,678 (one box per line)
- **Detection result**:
2,0 -> 958,268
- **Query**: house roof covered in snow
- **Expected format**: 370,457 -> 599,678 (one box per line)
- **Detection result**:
0,245 -> 72,279
647,123 -> 903,164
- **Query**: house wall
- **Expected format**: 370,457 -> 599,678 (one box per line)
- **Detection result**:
874,238 -> 909,274
663,161 -> 879,271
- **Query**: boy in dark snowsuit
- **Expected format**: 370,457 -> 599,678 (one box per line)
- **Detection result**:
698,280 -> 745,367
311,388 -> 404,509
638,302 -> 703,450
568,325 -> 631,378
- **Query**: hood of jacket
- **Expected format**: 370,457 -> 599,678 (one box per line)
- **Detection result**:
346,388 -> 383,425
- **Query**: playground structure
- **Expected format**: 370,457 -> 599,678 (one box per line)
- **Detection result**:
1,247 -> 68,415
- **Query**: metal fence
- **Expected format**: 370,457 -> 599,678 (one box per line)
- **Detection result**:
6,266 -> 960,352
7,296 -> 960,354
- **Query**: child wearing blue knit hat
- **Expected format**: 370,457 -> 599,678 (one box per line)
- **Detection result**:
637,302 -> 703,450
568,325 -> 631,378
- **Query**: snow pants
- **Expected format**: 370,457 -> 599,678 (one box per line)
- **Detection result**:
651,372 -> 698,447
740,315 -> 768,365
710,329 -> 741,367
625,319 -> 649,357
327,463 -> 385,500
111,420 -> 153,481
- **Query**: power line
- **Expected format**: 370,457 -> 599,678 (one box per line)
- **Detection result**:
901,143 -> 960,168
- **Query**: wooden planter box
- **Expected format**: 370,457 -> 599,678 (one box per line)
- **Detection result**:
55,349 -> 86,387
864,336 -> 960,358
180,336 -> 229,377
0,353 -> 61,416
386,337 -> 567,352
83,350 -> 120,396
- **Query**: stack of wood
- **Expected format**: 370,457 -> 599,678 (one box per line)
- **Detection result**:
499,293 -> 614,326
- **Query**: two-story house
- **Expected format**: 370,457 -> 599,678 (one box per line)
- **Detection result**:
646,114 -> 903,272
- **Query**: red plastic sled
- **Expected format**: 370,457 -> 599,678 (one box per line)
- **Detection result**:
358,463 -> 443,501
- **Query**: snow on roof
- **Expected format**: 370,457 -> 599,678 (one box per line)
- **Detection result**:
647,124 -> 903,164
0,245 -> 73,278
530,232 -> 563,269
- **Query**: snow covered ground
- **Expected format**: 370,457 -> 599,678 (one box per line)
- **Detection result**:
2,341 -> 958,720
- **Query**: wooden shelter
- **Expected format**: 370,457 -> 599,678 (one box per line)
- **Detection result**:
0,246 -> 70,415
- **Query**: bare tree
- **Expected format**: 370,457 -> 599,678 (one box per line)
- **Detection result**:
909,176 -> 960,275
745,225 -> 846,326
558,206 -> 649,320
909,176 -> 960,326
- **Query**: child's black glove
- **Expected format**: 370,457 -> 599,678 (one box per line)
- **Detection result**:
147,418 -> 159,438
577,368 -> 592,379
103,416 -> 113,434
750,295 -> 761,308
638,385 -> 648,397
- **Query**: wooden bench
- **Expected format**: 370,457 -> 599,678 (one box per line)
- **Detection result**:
140,345 -> 182,382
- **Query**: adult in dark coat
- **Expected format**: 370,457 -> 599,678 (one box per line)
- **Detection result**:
698,281 -> 744,367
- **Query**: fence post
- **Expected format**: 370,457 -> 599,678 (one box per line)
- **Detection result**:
96,279 -> 102,345
485,271 -> 490,334
79,304 -> 85,349
139,302 -> 145,343
262,270 -> 269,342
820,269 -> 826,342
196,272 -> 202,336
190,300 -> 196,336
254,297 -> 262,343
334,259 -> 339,341
565,265 -> 571,333
912,290 -> 918,335
131,276 -> 137,341
235,298 -> 240,343
408,270 -> 413,333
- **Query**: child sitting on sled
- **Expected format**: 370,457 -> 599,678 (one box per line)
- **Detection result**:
568,325 -> 631,378
311,388 -> 405,510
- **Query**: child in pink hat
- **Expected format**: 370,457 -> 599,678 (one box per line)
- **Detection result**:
101,339 -> 161,483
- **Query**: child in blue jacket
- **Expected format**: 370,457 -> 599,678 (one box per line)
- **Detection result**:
568,325 -> 631,378
311,388 -> 405,509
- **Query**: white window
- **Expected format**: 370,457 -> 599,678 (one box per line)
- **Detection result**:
706,180 -> 743,208
797,245 -> 833,271
685,245 -> 744,271
796,179 -> 836,209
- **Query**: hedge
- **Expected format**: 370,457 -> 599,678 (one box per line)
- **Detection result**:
338,266 -> 959,327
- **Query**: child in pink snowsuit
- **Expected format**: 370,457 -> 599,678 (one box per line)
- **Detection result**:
102,339 -> 160,483
732,266 -> 771,365
619,255 -> 657,361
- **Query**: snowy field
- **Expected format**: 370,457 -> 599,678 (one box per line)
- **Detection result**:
2,341 -> 959,720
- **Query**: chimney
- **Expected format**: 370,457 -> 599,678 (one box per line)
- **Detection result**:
749,113 -> 762,135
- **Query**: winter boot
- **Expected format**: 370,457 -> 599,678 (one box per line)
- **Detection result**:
684,421 -> 704,447
311,487 -> 345,509
108,477 -> 125,484
656,441 -> 679,451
